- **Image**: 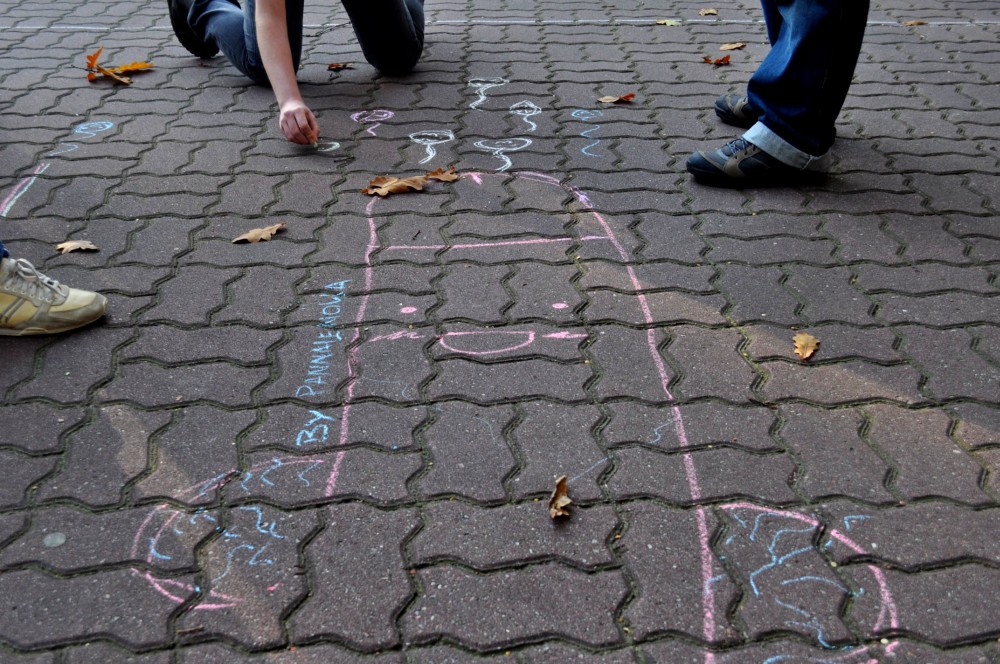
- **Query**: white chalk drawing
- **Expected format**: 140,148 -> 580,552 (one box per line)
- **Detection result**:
473,138 -> 532,172
510,100 -> 542,132
468,77 -> 508,110
408,129 -> 456,164
350,109 -> 395,136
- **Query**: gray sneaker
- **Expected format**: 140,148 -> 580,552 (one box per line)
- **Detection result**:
714,94 -> 760,128
686,137 -> 826,188
0,257 -> 107,336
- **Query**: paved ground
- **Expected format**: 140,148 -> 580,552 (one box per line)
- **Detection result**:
1,0 -> 999,662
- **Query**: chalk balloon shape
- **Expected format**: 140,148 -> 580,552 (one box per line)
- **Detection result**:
474,137 -> 532,172
510,100 -> 542,131
409,129 -> 456,164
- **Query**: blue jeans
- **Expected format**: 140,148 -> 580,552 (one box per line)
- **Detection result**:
0,239 -> 7,259
190,0 -> 425,86
743,0 -> 869,168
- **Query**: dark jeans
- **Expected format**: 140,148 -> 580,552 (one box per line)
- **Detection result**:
0,239 -> 7,259
190,0 -> 425,85
745,0 -> 869,161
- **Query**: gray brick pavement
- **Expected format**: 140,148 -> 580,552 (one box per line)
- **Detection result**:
1,0 -> 998,662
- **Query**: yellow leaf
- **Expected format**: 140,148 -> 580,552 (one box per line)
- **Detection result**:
426,166 -> 459,182
597,92 -> 636,104
903,20 -> 928,26
720,42 -> 746,50
56,240 -> 99,254
656,19 -> 681,26
93,63 -> 132,85
85,46 -> 103,69
232,223 -> 287,244
699,8 -> 719,16
548,475 -> 572,519
362,174 -> 429,197
792,332 -> 820,361
108,61 -> 155,74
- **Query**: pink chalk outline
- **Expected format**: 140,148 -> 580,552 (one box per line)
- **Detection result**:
1,162 -> 49,217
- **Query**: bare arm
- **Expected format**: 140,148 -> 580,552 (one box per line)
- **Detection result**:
255,0 -> 319,144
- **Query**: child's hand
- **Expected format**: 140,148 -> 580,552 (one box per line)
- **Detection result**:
279,100 -> 320,145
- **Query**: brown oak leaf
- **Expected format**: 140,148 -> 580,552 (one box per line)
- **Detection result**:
597,92 -> 636,104
362,174 -> 429,196
792,332 -> 820,361
232,223 -> 287,244
548,475 -> 572,519
426,166 -> 459,182
55,240 -> 99,254
720,42 -> 746,50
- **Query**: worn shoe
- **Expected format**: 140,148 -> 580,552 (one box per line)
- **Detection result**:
168,0 -> 218,58
0,257 -> 107,336
686,137 -> 827,188
715,94 -> 760,128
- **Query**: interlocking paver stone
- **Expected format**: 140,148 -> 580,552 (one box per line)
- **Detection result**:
2,1 -> 999,660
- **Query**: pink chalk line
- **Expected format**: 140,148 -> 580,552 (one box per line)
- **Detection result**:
383,235 -> 609,251
321,171 -> 897,662
1,162 -> 49,217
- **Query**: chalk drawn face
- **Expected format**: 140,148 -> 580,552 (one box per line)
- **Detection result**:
351,109 -> 394,136
473,138 -> 532,172
510,101 -> 542,131
571,109 -> 604,122
468,77 -> 508,109
408,129 -> 455,164
73,120 -> 114,137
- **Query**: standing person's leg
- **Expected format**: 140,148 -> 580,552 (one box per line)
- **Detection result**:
745,0 -> 869,161
689,0 -> 870,186
341,0 -> 425,75
171,0 -> 304,85
0,238 -> 7,260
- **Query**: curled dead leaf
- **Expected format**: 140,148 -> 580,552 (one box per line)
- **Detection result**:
232,223 -> 287,244
362,175 -> 429,197
656,19 -> 681,26
699,8 -> 719,16
597,92 -> 636,104
85,47 -> 103,70
327,63 -> 353,71
792,332 -> 820,361
903,20 -> 928,26
549,475 -> 572,519
719,42 -> 746,50
703,55 -> 732,66
426,166 -> 459,182
55,240 -> 99,254
108,61 -> 155,74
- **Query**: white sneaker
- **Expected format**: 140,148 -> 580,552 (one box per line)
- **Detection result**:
0,257 -> 107,336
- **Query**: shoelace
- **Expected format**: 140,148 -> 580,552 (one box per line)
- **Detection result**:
725,137 -> 757,155
2,258 -> 68,304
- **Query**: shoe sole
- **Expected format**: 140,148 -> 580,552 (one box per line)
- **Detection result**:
714,101 -> 759,129
687,162 -> 828,189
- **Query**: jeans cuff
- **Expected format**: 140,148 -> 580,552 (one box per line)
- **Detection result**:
744,122 -> 831,171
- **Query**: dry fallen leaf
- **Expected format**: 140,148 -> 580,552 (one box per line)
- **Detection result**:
327,63 -> 353,71
56,240 -> 99,254
720,42 -> 746,50
792,332 -> 820,361
232,223 -> 287,244
656,19 -> 681,26
699,8 -> 719,16
903,20 -> 928,26
549,475 -> 572,519
362,175 -> 429,197
703,55 -> 732,66
426,166 -> 459,182
597,92 -> 636,104
84,46 -> 153,85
